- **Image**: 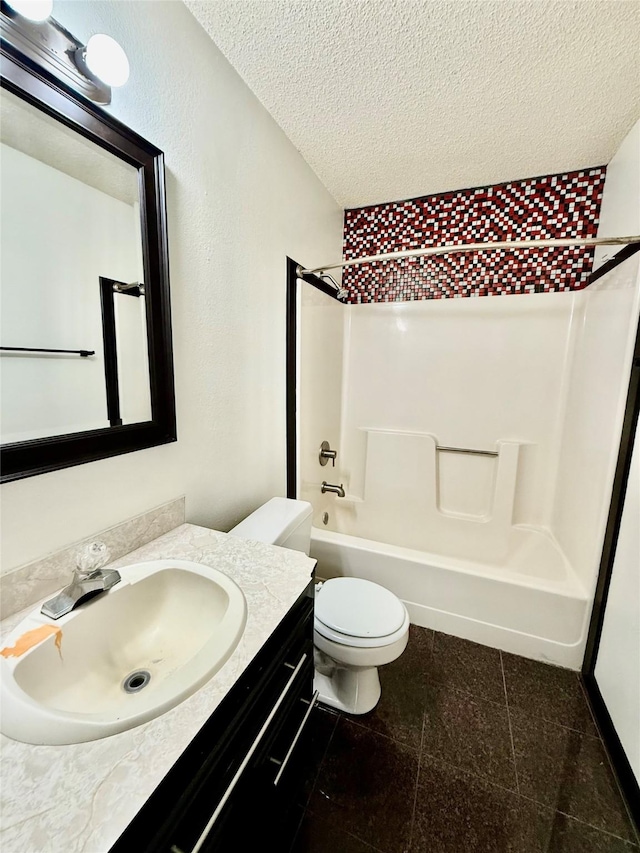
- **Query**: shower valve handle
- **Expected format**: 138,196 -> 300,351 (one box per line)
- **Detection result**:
319,441 -> 337,467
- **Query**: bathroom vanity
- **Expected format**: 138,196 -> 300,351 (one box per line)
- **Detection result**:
113,579 -> 314,852
0,524 -> 316,853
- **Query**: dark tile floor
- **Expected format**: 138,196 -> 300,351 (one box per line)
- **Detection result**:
289,626 -> 639,853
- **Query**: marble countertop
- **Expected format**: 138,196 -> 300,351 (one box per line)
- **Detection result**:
0,524 -> 315,853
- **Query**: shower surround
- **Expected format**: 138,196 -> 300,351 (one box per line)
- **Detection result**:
300,260 -> 640,668
297,156 -> 638,669
342,168 -> 606,302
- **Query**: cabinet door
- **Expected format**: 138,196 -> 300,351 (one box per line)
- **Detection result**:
197,662 -> 316,853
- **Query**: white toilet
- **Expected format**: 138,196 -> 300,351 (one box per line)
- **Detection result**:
229,497 -> 410,715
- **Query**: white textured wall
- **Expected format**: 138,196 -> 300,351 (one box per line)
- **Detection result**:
589,125 -> 640,780
551,120 -> 640,593
0,0 -> 342,574
595,420 -> 640,783
593,120 -> 640,270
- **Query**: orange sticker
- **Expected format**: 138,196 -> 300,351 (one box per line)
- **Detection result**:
0,625 -> 62,658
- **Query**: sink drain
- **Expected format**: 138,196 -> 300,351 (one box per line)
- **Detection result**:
122,670 -> 151,694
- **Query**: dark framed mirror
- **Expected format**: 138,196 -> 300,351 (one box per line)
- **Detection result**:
0,41 -> 176,482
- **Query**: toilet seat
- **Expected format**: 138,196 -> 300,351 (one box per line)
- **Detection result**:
315,577 -> 409,648
314,614 -> 409,648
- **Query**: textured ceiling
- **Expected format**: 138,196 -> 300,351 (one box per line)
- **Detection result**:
185,0 -> 639,208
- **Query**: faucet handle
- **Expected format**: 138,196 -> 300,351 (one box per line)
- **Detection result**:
319,441 -> 337,467
75,541 -> 111,575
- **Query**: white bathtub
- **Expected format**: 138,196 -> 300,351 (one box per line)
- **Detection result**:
310,524 -> 590,668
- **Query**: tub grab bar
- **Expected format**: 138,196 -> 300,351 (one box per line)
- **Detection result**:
437,445 -> 498,458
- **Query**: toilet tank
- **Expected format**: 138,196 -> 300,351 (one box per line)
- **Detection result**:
228,498 -> 313,554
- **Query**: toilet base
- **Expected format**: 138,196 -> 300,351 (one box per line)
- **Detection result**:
313,665 -> 381,715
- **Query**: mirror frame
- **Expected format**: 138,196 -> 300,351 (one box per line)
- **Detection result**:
0,42 -> 176,483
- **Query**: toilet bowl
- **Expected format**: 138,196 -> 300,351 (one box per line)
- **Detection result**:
313,576 -> 409,714
229,498 -> 409,715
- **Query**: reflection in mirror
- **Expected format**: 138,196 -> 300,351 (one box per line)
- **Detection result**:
0,86 -> 151,445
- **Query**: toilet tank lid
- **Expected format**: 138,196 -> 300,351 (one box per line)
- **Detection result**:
315,577 -> 406,638
229,497 -> 312,544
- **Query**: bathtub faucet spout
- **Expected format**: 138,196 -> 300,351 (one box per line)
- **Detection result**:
321,481 -> 345,498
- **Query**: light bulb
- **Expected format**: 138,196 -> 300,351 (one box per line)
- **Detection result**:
6,0 -> 53,21
84,34 -> 130,88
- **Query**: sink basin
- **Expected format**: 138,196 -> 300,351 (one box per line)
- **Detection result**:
0,560 -> 246,745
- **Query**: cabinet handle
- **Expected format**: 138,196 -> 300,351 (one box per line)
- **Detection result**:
272,690 -> 319,786
173,653 -> 307,853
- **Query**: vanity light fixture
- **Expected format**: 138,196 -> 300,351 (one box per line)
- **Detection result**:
0,1 -> 129,103
74,33 -> 130,89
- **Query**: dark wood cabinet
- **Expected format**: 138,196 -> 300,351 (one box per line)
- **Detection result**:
111,580 -> 315,853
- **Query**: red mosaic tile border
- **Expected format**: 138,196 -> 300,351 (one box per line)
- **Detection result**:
342,168 -> 606,302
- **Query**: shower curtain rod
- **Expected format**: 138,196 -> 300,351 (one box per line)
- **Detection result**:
298,235 -> 640,276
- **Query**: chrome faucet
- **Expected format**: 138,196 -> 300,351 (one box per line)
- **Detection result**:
321,481 -> 345,498
41,542 -> 121,620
